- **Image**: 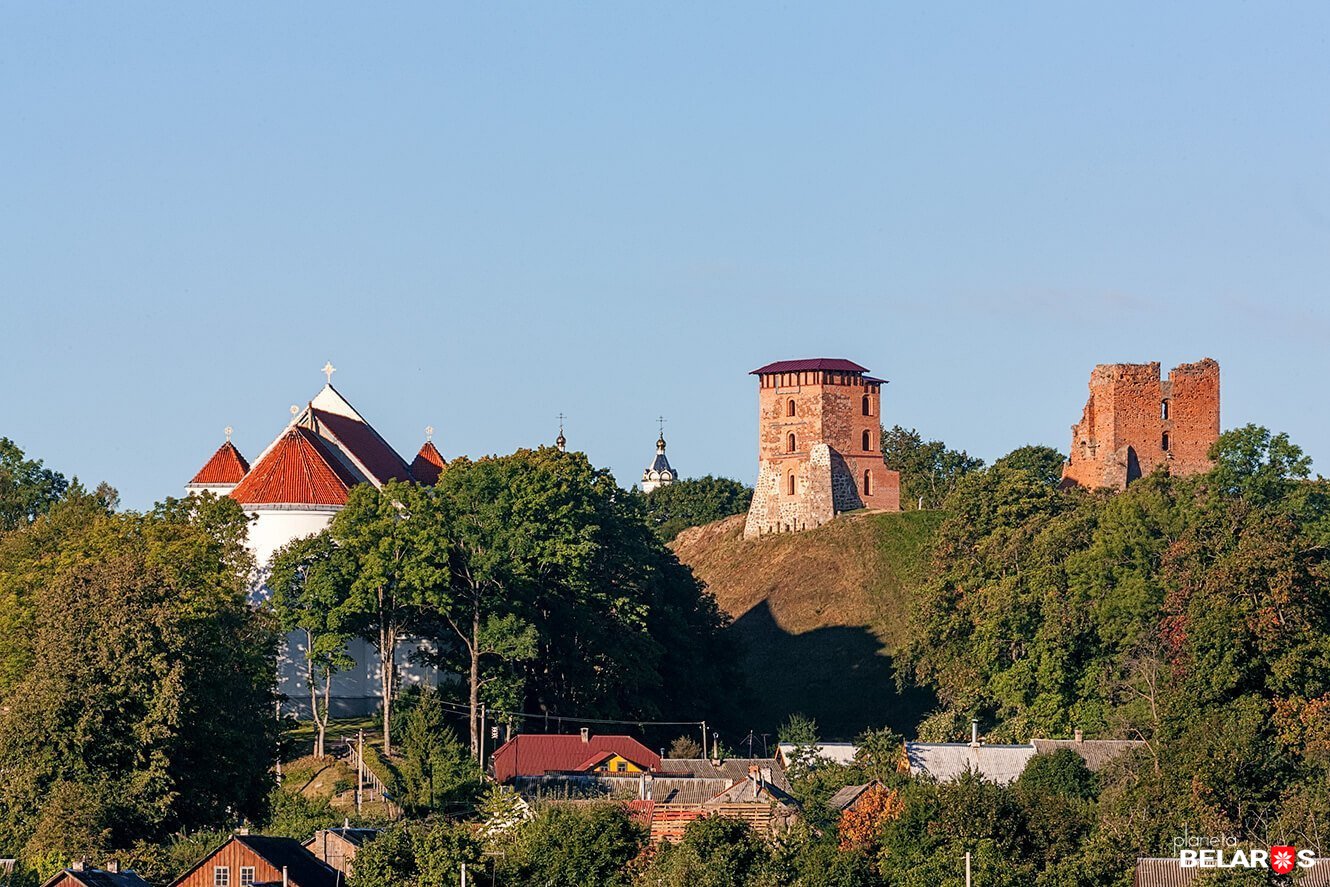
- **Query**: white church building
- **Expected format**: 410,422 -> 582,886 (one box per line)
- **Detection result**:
186,366 -> 446,716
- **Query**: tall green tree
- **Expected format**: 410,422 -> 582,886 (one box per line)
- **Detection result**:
0,438 -> 68,534
267,531 -> 355,757
0,493 -> 276,858
330,481 -> 448,755
394,689 -> 483,814
880,427 -> 984,510
422,448 -> 734,753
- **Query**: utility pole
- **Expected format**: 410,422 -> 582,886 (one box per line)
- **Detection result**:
356,730 -> 365,815
701,721 -> 708,759
479,703 -> 487,770
460,863 -> 468,887
964,851 -> 972,887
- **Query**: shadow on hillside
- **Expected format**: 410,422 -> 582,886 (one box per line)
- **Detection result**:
722,601 -> 934,741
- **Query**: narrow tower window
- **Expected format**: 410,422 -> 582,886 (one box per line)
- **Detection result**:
788,473 -> 796,495
1162,432 -> 1170,452
787,398 -> 796,417
862,429 -> 871,451
787,433 -> 796,453
863,470 -> 872,495
862,395 -> 871,416
1161,399 -> 1170,420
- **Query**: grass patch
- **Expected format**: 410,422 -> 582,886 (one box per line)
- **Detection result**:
672,509 -> 945,739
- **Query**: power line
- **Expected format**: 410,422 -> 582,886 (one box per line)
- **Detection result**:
428,696 -> 704,729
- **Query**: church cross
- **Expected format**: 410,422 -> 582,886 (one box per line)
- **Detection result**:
558,412 -> 566,434
425,425 -> 434,442
322,361 -> 336,384
658,415 -> 666,437
224,425 -> 233,442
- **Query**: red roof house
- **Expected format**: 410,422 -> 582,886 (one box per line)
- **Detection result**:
491,731 -> 661,783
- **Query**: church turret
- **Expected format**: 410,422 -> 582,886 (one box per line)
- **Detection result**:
641,421 -> 676,493
556,414 -> 567,452
411,426 -> 446,484
186,427 -> 249,498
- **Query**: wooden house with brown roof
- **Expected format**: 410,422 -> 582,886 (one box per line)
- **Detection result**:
168,834 -> 341,887
40,862 -> 150,887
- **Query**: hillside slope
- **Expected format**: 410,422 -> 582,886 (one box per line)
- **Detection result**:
672,510 -> 944,740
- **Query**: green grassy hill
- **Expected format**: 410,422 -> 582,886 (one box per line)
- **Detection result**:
671,509 -> 944,741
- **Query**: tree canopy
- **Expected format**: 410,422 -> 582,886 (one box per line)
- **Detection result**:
0,492 -> 277,862
635,476 -> 753,541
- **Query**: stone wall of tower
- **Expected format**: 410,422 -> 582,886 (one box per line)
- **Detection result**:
744,366 -> 901,539
1061,358 -> 1219,490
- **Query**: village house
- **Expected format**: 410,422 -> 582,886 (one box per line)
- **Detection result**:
302,826 -> 380,879
39,861 -> 150,887
489,729 -> 661,783
906,725 -> 1145,785
168,834 -> 340,887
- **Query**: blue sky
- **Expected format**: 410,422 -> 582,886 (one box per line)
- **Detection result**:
2,3 -> 1328,509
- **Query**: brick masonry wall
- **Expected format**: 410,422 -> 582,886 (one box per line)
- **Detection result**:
1062,358 -> 1219,490
745,368 -> 901,538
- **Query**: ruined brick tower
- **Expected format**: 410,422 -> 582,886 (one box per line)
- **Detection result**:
1061,358 -> 1220,491
744,359 -> 901,539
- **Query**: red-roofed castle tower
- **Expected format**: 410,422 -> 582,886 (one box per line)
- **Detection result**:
743,359 -> 900,539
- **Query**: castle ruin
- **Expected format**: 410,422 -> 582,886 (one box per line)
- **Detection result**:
1061,358 -> 1220,490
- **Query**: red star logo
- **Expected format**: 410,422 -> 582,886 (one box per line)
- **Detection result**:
1270,845 -> 1297,875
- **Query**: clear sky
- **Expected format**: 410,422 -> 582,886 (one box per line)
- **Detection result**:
2,3 -> 1328,510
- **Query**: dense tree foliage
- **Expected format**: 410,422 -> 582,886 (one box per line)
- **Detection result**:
389,688 -> 484,815
495,804 -> 645,887
635,476 -> 753,541
0,438 -> 68,534
0,491 -> 277,865
349,820 -> 483,887
880,427 -> 984,510
897,424 -> 1330,877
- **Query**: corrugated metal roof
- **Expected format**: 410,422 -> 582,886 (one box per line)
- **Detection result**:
41,869 -> 152,887
660,758 -> 792,792
776,742 -> 859,767
905,743 -> 1036,785
1031,739 -> 1146,772
1133,857 -> 1330,887
827,783 -> 874,812
750,358 -> 871,375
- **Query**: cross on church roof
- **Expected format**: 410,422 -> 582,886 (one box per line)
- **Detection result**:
322,361 -> 337,384
425,425 -> 434,442
224,425 -> 233,442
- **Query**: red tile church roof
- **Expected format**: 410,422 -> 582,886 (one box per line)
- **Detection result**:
229,426 -> 360,507
309,408 -> 413,485
750,358 -> 870,375
188,441 -> 250,486
410,440 -> 446,484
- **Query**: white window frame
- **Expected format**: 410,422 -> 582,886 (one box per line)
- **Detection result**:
214,866 -> 230,887
240,867 -> 256,886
